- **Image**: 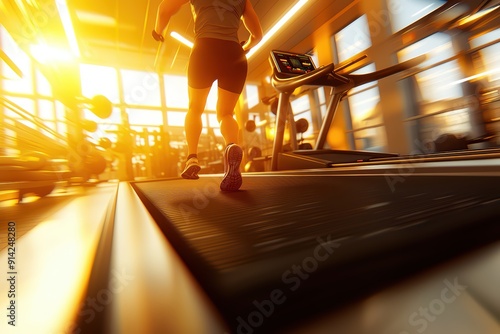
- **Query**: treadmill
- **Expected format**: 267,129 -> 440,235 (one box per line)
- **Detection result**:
129,167 -> 500,332
268,50 -> 426,171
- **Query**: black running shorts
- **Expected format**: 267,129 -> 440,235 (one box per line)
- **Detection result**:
188,38 -> 248,94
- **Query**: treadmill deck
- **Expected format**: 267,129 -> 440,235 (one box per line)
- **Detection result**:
132,168 -> 500,331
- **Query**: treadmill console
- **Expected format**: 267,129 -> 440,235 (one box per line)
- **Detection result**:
270,51 -> 316,75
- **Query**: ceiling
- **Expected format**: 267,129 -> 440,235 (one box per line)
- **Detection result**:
1,0 -> 496,89
1,0 -> 357,84
68,0 -> 359,82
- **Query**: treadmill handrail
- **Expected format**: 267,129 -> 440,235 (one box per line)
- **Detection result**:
271,63 -> 335,93
345,55 -> 427,87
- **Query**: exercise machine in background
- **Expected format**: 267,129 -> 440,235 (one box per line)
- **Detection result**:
268,50 -> 426,171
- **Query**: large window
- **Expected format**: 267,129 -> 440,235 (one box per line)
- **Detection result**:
469,28 -> 500,141
470,29 -> 500,84
164,75 -> 189,109
166,111 -> 186,127
38,99 -> 55,120
291,94 -> 313,139
334,15 -> 372,62
387,0 -> 446,33
35,69 -> 52,96
205,82 -> 218,111
333,17 -> 386,151
80,64 -> 122,142
78,66 -> 233,158
398,33 -> 471,143
347,64 -> 387,151
80,64 -> 120,103
162,75 -> 220,146
121,69 -> 161,107
246,84 -> 259,109
399,34 -> 464,101
348,64 -> 381,129
309,52 -> 327,133
127,109 -> 163,126
4,97 -> 35,121
83,106 -> 121,124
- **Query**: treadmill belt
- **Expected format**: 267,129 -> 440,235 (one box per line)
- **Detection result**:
132,172 -> 500,332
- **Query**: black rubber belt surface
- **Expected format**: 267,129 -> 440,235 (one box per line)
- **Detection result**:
132,173 -> 500,331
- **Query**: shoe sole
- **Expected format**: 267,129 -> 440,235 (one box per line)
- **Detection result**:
220,145 -> 243,191
181,164 -> 201,179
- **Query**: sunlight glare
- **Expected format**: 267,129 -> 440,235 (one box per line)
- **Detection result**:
30,44 -> 75,63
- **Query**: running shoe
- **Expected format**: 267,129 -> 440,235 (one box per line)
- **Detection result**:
181,156 -> 201,179
220,144 -> 243,191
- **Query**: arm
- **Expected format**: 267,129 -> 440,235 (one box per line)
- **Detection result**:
153,0 -> 189,41
241,0 -> 263,52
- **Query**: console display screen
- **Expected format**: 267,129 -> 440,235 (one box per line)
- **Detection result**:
271,51 -> 316,75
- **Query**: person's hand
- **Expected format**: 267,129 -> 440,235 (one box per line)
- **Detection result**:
152,30 -> 164,42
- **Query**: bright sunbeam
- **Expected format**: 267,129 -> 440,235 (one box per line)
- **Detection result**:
30,44 -> 75,63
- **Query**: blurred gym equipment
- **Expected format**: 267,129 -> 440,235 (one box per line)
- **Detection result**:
76,94 -> 113,119
0,94 -> 115,200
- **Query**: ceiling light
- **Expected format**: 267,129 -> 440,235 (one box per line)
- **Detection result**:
170,31 -> 194,48
55,0 -> 80,57
246,0 -> 309,59
75,10 -> 117,27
